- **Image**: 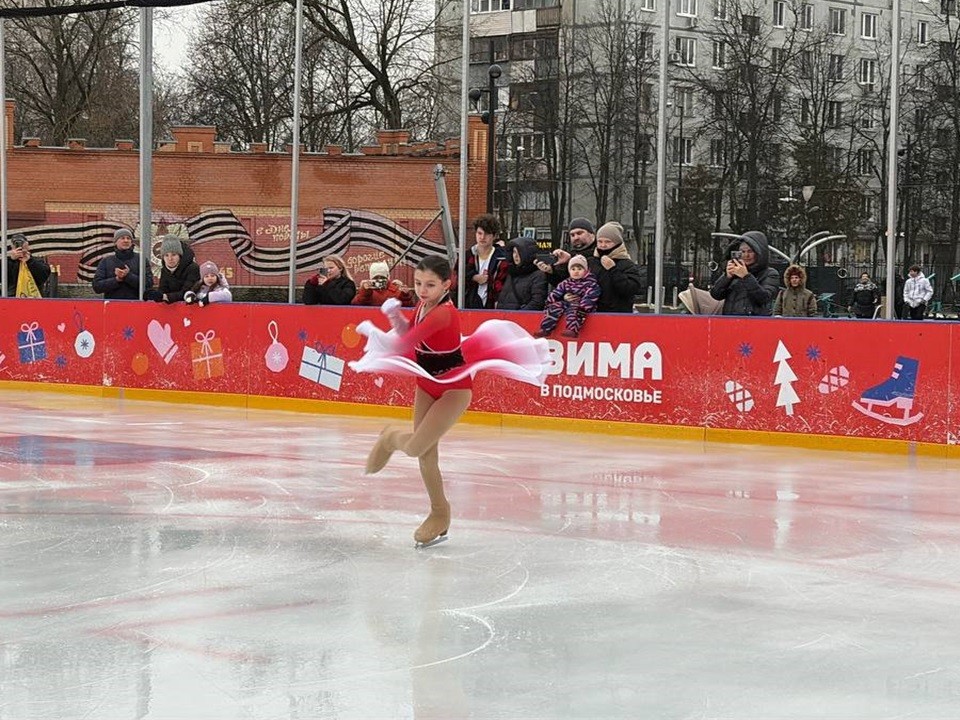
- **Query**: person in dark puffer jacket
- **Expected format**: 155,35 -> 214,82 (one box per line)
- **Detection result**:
155,235 -> 200,303
303,254 -> 356,305
92,228 -> 154,300
710,230 -> 781,316
497,237 -> 547,311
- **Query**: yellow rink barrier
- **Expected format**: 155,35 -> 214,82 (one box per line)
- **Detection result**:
1,379 -> 956,460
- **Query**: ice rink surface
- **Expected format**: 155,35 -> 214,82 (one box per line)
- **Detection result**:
1,390 -> 959,720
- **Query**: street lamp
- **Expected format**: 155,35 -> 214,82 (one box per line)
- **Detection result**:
511,142 -> 524,237
468,62 -> 502,215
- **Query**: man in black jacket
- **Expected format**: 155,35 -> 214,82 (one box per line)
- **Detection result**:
5,234 -> 50,297
710,231 -> 781,316
92,228 -> 154,300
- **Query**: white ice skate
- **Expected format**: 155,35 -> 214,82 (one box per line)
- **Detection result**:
851,356 -> 924,426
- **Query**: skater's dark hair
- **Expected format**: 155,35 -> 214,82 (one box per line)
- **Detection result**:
909,264 -> 921,273
417,255 -> 453,281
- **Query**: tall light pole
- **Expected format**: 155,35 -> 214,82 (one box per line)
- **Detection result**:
468,60 -> 502,216
653,0 -> 672,313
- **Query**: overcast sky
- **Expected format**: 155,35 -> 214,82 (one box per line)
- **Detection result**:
155,6 -> 198,73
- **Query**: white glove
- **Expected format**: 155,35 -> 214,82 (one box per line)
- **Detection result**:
380,297 -> 406,333
147,320 -> 178,363
184,291 -> 197,304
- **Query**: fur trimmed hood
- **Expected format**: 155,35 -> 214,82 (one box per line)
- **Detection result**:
783,264 -> 808,288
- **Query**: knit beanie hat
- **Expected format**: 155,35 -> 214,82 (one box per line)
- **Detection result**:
597,221 -> 624,245
568,217 -> 595,235
160,235 -> 183,256
369,261 -> 390,279
200,261 -> 219,276
114,228 -> 133,243
569,254 -> 589,270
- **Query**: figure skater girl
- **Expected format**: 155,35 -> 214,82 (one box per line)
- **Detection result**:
350,255 -> 549,548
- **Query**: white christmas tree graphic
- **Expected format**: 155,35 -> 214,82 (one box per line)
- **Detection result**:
773,340 -> 800,416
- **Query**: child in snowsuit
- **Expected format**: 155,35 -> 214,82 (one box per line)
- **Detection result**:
185,261 -> 232,306
536,255 -> 601,338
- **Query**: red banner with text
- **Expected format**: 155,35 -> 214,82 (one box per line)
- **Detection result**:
0,298 -> 956,445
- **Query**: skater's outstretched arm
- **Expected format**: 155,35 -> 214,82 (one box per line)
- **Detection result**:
392,304 -> 455,354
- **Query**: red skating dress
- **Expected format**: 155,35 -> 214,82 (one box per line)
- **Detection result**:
349,297 -> 551,390
403,297 -> 472,399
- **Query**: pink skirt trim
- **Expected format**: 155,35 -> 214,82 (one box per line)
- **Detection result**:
349,318 -> 550,387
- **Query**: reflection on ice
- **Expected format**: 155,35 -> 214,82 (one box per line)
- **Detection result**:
1,390 -> 959,719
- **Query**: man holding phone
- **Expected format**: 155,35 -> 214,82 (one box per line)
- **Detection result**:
709,231 -> 781,316
5,234 -> 51,297
92,227 -> 154,300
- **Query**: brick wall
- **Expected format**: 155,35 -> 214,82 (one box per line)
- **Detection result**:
4,101 -> 489,289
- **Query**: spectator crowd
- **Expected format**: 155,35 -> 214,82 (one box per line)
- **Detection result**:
0,220 -> 952,323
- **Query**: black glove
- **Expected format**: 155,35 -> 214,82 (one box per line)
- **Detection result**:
197,295 -> 209,308
184,291 -> 197,304
144,289 -> 163,302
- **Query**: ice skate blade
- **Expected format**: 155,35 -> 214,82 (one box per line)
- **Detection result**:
415,533 -> 448,550
851,401 -> 924,427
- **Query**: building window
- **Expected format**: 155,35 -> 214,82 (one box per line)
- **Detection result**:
742,14 -> 760,35
641,83 -> 654,113
856,148 -> 875,175
639,31 -> 655,59
511,34 -> 558,61
918,20 -> 929,46
859,58 -> 877,85
771,46 -> 786,71
829,8 -> 846,35
858,104 -> 877,130
772,0 -> 785,27
677,0 -> 698,17
709,139 -> 726,166
828,54 -> 844,82
861,13 -> 878,39
470,36 -> 509,63
672,136 -> 694,165
827,146 -> 843,172
800,98 -> 811,125
714,0 -> 727,19
675,36 -> 697,66
827,100 -> 843,127
860,195 -> 875,221
772,93 -> 783,121
509,132 -> 547,159
712,41 -> 726,68
640,0 -> 655,10
471,0 -> 511,12
799,50 -> 813,78
800,4 -> 814,30
675,86 -> 695,116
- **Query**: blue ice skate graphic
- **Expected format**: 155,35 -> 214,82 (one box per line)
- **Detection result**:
851,356 -> 924,426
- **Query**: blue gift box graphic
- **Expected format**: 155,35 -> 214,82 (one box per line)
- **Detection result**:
298,343 -> 344,391
18,322 -> 47,364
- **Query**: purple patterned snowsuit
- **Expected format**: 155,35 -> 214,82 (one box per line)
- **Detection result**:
539,273 -> 602,337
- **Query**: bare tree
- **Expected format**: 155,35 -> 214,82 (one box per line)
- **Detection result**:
5,1 -> 139,145
572,0 -> 650,225
686,0 -> 817,231
298,0 -> 454,131
917,5 -> 960,283
183,0 -> 298,149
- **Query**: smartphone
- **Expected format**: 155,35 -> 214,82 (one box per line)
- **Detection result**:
730,250 -> 743,260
